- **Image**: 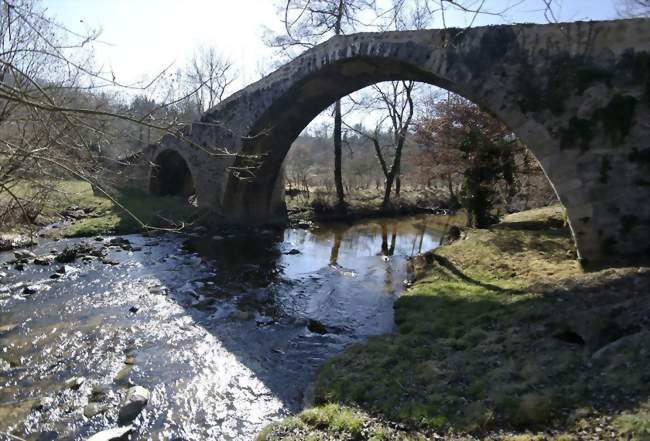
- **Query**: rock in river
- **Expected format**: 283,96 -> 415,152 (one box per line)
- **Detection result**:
84,402 -> 109,418
0,323 -> 18,335
14,249 -> 36,260
64,376 -> 86,390
307,319 -> 328,335
86,426 -> 132,441
118,385 -> 150,425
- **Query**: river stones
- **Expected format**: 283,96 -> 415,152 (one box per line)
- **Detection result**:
32,396 -> 54,412
33,256 -> 54,266
0,323 -> 18,335
90,383 -> 113,402
64,376 -> 86,390
35,431 -> 59,441
113,365 -> 134,387
0,234 -> 34,251
84,402 -> 109,418
86,426 -> 132,441
117,385 -> 150,425
14,249 -> 36,260
230,310 -> 254,320
307,319 -> 328,334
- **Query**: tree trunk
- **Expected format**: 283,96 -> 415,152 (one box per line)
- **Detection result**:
333,99 -> 345,208
382,172 -> 395,210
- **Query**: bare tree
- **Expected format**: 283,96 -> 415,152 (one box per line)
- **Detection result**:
345,80 -> 416,209
0,0 -> 235,233
618,0 -> 650,17
269,0 -> 376,210
185,46 -> 235,114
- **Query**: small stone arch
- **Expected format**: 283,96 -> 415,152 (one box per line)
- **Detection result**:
149,150 -> 195,198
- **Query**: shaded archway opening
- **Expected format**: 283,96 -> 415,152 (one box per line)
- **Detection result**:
150,150 -> 196,199
224,56 -> 560,227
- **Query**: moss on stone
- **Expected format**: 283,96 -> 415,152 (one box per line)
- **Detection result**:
621,214 -> 640,233
617,50 -> 650,105
599,156 -> 612,184
560,117 -> 594,151
594,94 -> 637,145
560,94 -> 637,151
629,148 -> 650,169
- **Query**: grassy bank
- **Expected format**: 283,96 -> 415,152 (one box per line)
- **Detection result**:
260,206 -> 650,440
1,180 -> 197,238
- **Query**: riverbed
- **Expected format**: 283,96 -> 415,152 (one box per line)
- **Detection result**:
0,214 -> 457,441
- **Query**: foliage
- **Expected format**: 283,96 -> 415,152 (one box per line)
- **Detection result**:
414,94 -> 531,227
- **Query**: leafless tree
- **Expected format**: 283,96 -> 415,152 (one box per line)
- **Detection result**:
618,0 -> 650,17
269,0 -> 376,209
345,80 -> 416,209
0,0 -> 235,233
185,46 -> 235,113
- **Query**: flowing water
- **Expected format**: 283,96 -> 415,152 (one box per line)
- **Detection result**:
0,214 -> 458,441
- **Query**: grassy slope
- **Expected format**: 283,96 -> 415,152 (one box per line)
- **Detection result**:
2,180 -> 197,238
260,206 -> 650,440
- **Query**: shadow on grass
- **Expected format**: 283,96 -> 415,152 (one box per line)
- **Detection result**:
428,253 -> 520,294
60,188 -> 200,237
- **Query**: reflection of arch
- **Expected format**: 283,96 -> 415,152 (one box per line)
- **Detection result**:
149,150 -> 195,198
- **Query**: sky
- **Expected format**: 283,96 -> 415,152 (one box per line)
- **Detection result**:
43,0 -> 620,96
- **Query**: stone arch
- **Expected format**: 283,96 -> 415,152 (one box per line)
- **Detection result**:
216,21 -> 650,267
224,56 -> 552,217
117,19 -> 650,267
149,149 -> 196,198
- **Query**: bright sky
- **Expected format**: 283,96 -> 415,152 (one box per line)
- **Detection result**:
44,0 -> 620,96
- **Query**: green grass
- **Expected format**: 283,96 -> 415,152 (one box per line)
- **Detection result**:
262,205 -> 650,440
258,403 -> 428,441
616,400 -> 650,441
1,180 -> 198,237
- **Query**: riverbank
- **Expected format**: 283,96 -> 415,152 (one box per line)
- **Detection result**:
0,180 -> 197,244
286,187 -> 454,227
259,205 -> 650,440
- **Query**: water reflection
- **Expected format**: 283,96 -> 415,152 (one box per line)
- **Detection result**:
0,214 -> 461,440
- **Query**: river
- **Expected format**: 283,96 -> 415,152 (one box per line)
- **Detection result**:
0,214 -> 458,441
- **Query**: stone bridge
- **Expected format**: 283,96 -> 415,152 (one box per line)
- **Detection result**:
118,18 -> 650,268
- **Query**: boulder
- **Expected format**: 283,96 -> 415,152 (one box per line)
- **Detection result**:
14,249 -> 36,260
33,256 -> 54,266
90,383 -> 112,402
84,402 -> 109,418
307,319 -> 328,335
64,376 -> 85,390
35,431 -> 59,441
0,323 -> 18,335
117,385 -> 150,425
0,234 -> 34,251
86,426 -> 132,441
230,310 -> 253,321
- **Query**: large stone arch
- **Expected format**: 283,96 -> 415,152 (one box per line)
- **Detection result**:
120,18 -> 650,267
